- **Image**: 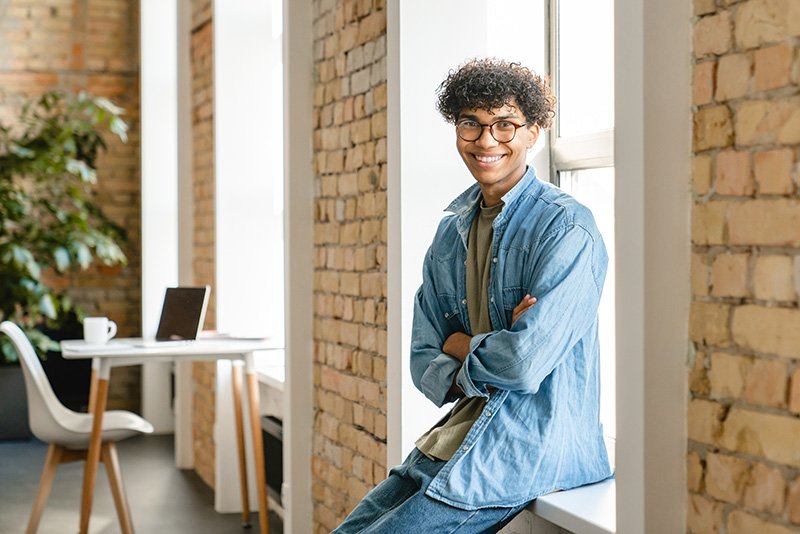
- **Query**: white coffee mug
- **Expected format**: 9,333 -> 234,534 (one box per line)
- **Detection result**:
83,317 -> 118,345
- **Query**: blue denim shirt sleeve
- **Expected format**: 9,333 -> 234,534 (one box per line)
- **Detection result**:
456,223 -> 607,397
409,246 -> 462,408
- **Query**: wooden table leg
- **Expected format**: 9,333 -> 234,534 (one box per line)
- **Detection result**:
245,355 -> 269,534
88,365 -> 97,414
80,373 -> 109,534
232,363 -> 251,527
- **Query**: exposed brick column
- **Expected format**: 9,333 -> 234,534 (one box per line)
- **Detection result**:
189,0 -> 217,490
688,1 -> 800,532
0,0 -> 142,411
311,0 -> 388,531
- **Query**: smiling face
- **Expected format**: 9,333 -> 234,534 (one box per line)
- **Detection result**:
455,100 -> 540,206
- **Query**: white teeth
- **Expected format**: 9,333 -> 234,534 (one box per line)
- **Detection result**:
475,154 -> 503,163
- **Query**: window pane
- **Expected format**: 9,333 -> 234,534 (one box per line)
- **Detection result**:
559,167 -> 615,446
556,0 -> 614,137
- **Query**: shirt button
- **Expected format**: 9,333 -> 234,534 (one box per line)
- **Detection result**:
484,411 -> 492,417
490,297 -> 495,303
462,446 -> 469,452
492,257 -> 498,263
444,312 -> 450,318
461,299 -> 467,305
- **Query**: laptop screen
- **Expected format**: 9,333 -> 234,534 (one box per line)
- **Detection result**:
155,286 -> 210,341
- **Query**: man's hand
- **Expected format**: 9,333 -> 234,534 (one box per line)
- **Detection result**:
443,332 -> 472,363
512,294 -> 537,325
443,294 -> 537,364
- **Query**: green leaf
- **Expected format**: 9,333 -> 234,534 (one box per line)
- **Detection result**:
39,293 -> 57,319
65,158 -> 97,184
11,245 -> 41,279
53,247 -> 70,272
75,242 -> 91,269
94,96 -> 125,116
110,117 -> 128,143
10,144 -> 35,158
0,339 -> 18,364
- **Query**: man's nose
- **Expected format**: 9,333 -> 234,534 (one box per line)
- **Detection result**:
474,125 -> 499,147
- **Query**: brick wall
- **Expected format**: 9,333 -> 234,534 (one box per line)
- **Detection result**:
689,1 -> 800,532
189,0 -> 217,489
0,0 -> 142,411
311,0 -> 388,531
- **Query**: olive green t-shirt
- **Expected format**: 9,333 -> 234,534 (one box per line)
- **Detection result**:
416,200 -> 503,460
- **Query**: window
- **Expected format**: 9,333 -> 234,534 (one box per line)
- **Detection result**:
549,0 -> 616,459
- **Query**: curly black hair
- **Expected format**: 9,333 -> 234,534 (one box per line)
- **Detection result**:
436,58 -> 556,129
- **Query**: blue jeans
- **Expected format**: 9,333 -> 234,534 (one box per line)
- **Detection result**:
332,449 -> 529,533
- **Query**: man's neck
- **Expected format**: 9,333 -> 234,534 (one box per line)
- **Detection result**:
478,166 -> 528,207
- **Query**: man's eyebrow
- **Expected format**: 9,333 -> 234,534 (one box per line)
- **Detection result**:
459,112 -> 522,121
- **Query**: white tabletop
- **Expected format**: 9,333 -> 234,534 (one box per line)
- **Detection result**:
61,337 -> 281,362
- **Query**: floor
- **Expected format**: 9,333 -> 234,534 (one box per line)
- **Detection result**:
0,434 -> 283,534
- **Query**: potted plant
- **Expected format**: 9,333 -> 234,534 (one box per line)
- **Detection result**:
0,91 -> 129,438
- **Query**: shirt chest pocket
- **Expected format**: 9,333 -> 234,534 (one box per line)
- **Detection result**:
436,293 -> 464,335
499,247 -> 529,319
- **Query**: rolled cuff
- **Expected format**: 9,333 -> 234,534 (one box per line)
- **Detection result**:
420,352 -> 462,407
456,332 -> 492,398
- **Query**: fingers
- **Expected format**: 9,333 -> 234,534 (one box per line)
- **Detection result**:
512,294 -> 537,325
512,294 -> 537,313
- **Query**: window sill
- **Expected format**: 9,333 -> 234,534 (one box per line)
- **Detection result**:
529,477 -> 615,534
255,348 -> 285,393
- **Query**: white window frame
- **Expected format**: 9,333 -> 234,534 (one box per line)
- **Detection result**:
547,0 -> 616,461
386,0 -> 690,532
548,0 -> 615,176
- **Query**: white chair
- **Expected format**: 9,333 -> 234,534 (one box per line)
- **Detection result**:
0,321 -> 153,534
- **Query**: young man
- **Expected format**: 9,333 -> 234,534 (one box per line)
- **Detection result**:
333,58 -> 612,533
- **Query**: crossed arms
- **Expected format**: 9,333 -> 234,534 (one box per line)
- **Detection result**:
410,223 -> 606,407
443,295 -> 536,396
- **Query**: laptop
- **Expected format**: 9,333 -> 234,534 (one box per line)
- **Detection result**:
130,286 -> 210,348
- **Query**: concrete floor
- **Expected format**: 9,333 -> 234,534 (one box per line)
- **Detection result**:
0,434 -> 282,534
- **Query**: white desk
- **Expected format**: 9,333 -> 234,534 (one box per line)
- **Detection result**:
61,338 -> 280,534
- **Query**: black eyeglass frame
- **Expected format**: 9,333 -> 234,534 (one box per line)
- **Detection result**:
455,119 -> 529,143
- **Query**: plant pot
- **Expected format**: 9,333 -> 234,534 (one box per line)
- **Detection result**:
39,317 -> 91,413
0,365 -> 31,440
41,350 -> 91,412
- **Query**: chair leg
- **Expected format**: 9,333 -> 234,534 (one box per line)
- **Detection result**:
101,443 -> 134,534
26,444 -> 63,534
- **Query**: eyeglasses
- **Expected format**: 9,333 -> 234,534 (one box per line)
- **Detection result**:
456,119 -> 528,143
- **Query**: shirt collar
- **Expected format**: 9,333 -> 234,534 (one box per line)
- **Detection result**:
445,165 -> 541,216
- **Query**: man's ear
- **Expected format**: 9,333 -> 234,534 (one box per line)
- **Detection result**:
526,124 -> 541,149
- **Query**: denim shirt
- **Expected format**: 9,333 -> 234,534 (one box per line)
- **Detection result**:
410,166 -> 613,510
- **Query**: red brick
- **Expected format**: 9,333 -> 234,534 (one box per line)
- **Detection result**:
716,53 -> 751,101
693,61 -> 716,105
715,151 -> 753,196
711,253 -> 749,297
743,358 -> 787,407
743,462 -> 786,514
754,43 -> 794,91
790,476 -> 800,524
694,11 -> 732,57
789,369 -> 800,414
754,149 -> 795,195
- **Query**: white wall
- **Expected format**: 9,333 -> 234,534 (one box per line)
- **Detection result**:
140,0 -> 179,434
387,0 -> 547,466
213,0 -> 285,512
214,1 -> 284,343
615,0 -> 690,531
283,0 -> 314,531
